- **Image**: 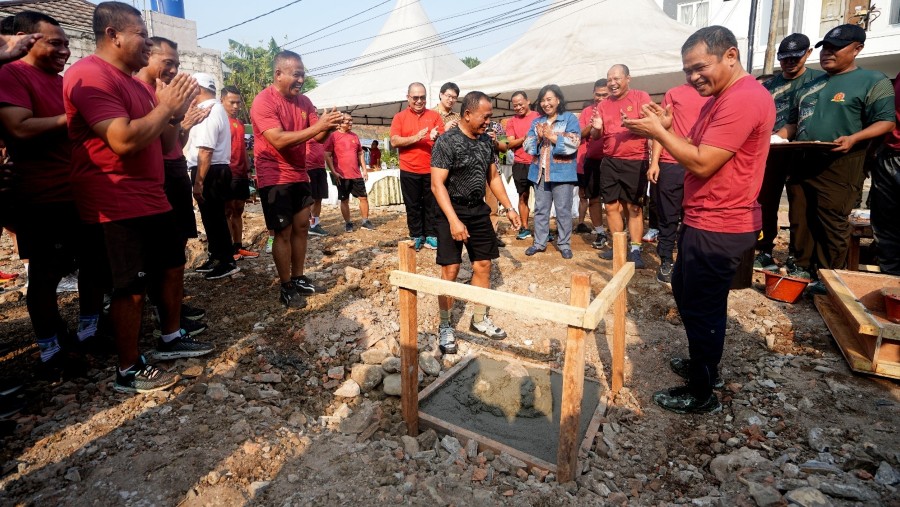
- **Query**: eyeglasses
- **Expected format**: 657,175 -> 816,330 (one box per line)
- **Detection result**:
409,95 -> 426,102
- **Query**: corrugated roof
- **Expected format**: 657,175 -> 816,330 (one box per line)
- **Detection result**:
0,0 -> 95,32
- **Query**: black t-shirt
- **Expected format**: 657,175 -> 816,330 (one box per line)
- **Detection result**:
431,127 -> 493,201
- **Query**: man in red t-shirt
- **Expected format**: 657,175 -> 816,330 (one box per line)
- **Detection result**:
578,80 -> 610,247
592,64 -> 653,269
250,50 -> 342,308
871,71 -> 900,275
0,11 -> 105,378
220,85 -> 258,259
625,26 -> 775,414
305,139 -> 330,237
389,82 -> 444,251
325,113 -> 373,232
64,2 -> 213,393
505,90 -> 541,241
369,140 -> 381,170
648,83 -> 710,284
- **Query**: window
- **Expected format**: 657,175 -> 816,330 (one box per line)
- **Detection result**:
677,0 -> 710,27
891,0 -> 900,23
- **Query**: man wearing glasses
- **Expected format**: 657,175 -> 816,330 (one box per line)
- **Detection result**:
433,82 -> 460,132
390,82 -> 445,251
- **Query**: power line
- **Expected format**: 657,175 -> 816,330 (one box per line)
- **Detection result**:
198,0 -> 305,40
282,0 -> 398,49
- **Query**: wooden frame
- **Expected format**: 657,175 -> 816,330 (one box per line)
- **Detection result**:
391,232 -> 634,483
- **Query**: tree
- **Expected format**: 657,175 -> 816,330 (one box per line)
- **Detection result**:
223,37 -> 318,122
461,56 -> 481,69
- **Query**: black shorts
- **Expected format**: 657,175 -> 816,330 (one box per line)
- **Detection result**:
512,162 -> 532,196
15,201 -> 79,274
435,202 -> 499,266
101,211 -> 186,292
578,157 -> 603,200
308,167 -> 329,200
164,157 -> 198,240
600,157 -> 648,205
336,177 -> 367,201
259,182 -> 314,232
228,177 -> 251,201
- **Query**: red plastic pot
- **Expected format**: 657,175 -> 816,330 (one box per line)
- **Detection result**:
883,288 -> 900,323
764,271 -> 809,304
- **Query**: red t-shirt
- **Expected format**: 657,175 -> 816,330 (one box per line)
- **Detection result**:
369,147 -> 381,167
228,116 -> 249,178
683,76 -> 775,233
884,71 -> 900,151
163,137 -> 184,161
250,86 -> 320,188
598,89 -> 652,160
305,139 -> 325,170
505,110 -> 539,164
63,55 -> 170,223
660,84 -> 711,164
0,60 -> 72,204
389,107 -> 444,174
324,130 -> 363,179
578,104 -> 605,160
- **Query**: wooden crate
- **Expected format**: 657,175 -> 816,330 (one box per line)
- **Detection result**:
816,269 -> 900,379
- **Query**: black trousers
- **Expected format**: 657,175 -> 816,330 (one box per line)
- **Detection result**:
190,164 -> 233,264
756,150 -> 793,255
787,150 -> 866,272
653,162 -> 684,262
872,147 -> 900,275
672,226 -> 756,396
400,171 -> 436,238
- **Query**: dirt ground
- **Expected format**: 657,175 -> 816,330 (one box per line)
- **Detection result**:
0,202 -> 897,506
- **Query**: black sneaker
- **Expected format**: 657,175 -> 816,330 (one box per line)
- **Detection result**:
0,394 -> 25,419
280,286 -> 307,309
40,349 -> 88,384
292,275 -> 321,295
653,386 -> 721,414
496,234 -> 506,248
669,357 -> 724,389
657,260 -> 673,285
153,330 -> 214,360
360,220 -> 376,230
591,233 -> 609,249
0,379 -> 22,397
575,223 -> 592,234
181,304 -> 206,321
195,259 -> 216,273
114,358 -> 180,393
204,262 -> 239,280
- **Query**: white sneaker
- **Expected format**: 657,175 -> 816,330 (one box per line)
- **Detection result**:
642,228 -> 659,243
470,316 -> 507,339
438,323 -> 457,355
56,272 -> 78,293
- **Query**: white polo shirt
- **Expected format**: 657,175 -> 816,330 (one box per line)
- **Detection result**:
184,98 -> 232,167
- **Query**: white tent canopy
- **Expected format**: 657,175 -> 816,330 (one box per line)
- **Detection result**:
305,0 -> 468,126
448,0 -> 699,116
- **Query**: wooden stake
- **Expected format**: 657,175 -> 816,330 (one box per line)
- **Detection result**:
611,232 -> 627,395
556,272 -> 591,484
398,241 -> 419,435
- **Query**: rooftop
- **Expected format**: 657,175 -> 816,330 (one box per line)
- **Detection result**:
0,0 -> 95,32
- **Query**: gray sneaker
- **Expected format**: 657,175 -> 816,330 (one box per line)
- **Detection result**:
438,323 -> 457,355
628,249 -> 646,269
152,330 -> 214,360
114,358 -> 180,394
470,316 -> 507,339
360,220 -> 376,230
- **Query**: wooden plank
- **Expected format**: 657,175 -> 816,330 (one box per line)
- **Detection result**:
820,269 -> 881,337
398,242 -> 419,435
580,394 -> 609,456
417,354 -> 477,403
831,270 -> 900,340
389,270 -> 586,327
556,272 -> 592,484
582,263 -> 635,330
814,295 -> 875,374
611,232 -> 628,395
418,412 -> 558,473
848,236 -> 860,271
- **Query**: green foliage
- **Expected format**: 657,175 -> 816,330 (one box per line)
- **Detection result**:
461,56 -> 481,69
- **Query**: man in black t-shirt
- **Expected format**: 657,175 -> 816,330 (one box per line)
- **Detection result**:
431,91 -> 521,355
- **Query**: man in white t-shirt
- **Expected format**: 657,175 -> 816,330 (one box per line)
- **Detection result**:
186,72 -> 238,280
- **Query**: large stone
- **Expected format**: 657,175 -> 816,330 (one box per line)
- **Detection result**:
340,401 -> 377,434
818,481 -> 876,501
400,435 -> 419,456
709,448 -> 772,483
206,383 -> 229,401
807,427 -> 828,452
361,349 -> 392,365
350,364 -> 383,392
382,374 -> 401,396
783,487 -> 830,507
334,379 -> 360,398
744,480 -> 783,507
799,460 -> 842,475
344,266 -> 364,286
416,429 -> 437,450
419,353 -> 441,376
382,357 -> 401,374
875,461 -> 900,486
441,436 -> 462,455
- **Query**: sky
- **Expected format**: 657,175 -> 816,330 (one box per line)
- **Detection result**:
122,0 -> 553,84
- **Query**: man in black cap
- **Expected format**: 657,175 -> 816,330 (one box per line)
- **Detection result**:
781,24 -> 895,292
753,33 -> 824,271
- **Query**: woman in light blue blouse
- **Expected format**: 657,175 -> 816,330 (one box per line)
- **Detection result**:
523,84 -> 581,259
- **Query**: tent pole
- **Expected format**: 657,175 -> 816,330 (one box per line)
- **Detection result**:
747,0 -> 760,73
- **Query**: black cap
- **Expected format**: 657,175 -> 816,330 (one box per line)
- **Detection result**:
815,24 -> 866,48
777,33 -> 811,60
